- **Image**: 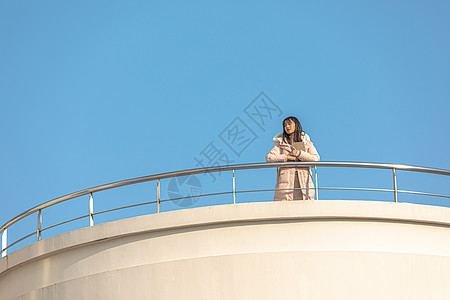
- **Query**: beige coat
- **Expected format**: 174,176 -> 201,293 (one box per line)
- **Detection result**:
266,132 -> 320,201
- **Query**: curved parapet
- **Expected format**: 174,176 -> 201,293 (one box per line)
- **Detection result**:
1,200 -> 450,299
2,162 -> 449,258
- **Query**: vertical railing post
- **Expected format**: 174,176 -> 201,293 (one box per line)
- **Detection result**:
37,209 -> 42,241
232,169 -> 236,204
392,168 -> 398,203
89,193 -> 94,226
1,229 -> 7,258
314,166 -> 319,200
157,179 -> 161,213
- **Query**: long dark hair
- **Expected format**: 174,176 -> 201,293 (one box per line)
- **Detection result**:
282,116 -> 303,144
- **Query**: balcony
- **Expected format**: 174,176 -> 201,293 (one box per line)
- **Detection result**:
0,162 -> 449,299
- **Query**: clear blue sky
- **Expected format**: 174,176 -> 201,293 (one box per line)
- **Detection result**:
1,0 -> 449,251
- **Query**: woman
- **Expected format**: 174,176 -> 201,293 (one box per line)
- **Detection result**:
266,116 -> 320,201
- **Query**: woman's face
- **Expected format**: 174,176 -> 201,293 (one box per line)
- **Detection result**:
283,119 -> 295,135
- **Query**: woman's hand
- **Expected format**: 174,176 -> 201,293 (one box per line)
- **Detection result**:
290,148 -> 300,157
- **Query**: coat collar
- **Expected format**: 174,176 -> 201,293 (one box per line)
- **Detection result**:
272,131 -> 311,146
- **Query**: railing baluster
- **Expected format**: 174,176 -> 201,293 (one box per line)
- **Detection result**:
392,168 -> 398,203
1,229 -> 7,258
315,166 -> 319,200
89,193 -> 94,226
37,209 -> 42,241
157,179 -> 161,213
233,169 -> 236,204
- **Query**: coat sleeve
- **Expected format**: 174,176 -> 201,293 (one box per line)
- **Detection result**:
266,144 -> 287,162
298,141 -> 320,162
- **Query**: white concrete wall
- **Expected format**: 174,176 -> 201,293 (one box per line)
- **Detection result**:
1,200 -> 450,300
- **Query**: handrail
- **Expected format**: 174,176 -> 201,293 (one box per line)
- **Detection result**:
1,161 -> 449,232
1,161 -> 449,257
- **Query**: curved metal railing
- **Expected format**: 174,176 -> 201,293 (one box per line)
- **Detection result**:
1,161 -> 450,258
